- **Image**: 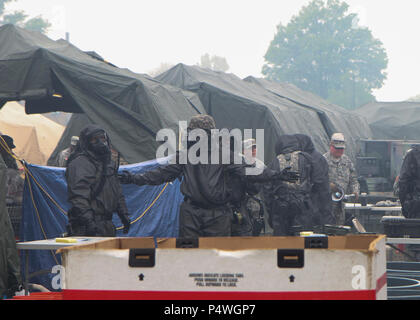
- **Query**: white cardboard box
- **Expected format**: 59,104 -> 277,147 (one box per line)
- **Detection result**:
58,235 -> 387,300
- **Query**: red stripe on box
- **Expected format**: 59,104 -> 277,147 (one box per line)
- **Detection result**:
376,272 -> 387,294
62,289 -> 376,300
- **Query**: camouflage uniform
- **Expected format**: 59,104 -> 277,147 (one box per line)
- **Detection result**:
323,152 -> 360,225
5,169 -> 24,206
57,147 -> 72,167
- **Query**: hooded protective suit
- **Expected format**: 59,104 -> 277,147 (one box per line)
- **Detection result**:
0,153 -> 22,298
65,124 -> 130,237
295,134 -> 334,225
399,145 -> 420,218
263,135 -> 314,236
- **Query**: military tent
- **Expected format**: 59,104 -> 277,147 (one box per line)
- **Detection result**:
0,101 -> 65,165
354,101 -> 420,140
156,64 -> 332,165
243,77 -> 373,161
0,24 -> 205,164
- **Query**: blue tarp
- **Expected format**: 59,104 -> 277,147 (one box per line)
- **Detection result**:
19,158 -> 183,291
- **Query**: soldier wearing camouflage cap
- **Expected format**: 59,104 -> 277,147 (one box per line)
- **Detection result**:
323,133 -> 360,225
57,136 -> 79,167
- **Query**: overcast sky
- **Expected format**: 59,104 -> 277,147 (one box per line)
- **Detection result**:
6,0 -> 420,102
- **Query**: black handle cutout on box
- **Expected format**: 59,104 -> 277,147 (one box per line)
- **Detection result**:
277,249 -> 304,268
304,236 -> 328,249
129,249 -> 155,268
176,238 -> 199,248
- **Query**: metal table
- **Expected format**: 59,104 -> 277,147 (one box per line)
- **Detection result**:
387,238 -> 420,245
16,237 -> 112,295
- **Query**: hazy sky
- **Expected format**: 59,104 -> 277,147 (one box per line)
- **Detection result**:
6,0 -> 420,102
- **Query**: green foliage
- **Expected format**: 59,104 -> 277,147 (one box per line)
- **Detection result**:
0,0 -> 50,34
262,0 -> 388,109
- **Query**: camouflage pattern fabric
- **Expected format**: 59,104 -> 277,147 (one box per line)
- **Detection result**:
57,147 -> 72,167
277,151 -> 301,190
324,152 -> 360,225
323,152 -> 360,195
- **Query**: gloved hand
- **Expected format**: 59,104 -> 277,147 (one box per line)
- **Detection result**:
278,167 -> 299,182
85,219 -> 97,236
119,214 -> 131,234
118,170 -> 133,184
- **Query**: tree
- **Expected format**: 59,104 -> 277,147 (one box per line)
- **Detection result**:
0,0 -> 50,34
407,94 -> 420,102
198,53 -> 230,72
262,0 -> 388,109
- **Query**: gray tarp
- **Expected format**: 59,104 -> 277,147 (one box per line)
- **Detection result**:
354,101 -> 420,140
156,64 -> 333,165
0,24 -> 205,164
243,77 -> 373,162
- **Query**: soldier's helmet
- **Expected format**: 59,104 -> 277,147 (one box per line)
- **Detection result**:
187,114 -> 216,130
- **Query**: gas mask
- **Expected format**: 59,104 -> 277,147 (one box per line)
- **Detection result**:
89,132 -> 110,156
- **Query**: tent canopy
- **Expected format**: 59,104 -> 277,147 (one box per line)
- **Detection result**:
0,24 -> 205,164
0,101 -> 65,165
355,101 -> 420,140
156,64 -> 331,164
243,77 -> 373,161
156,64 -> 371,163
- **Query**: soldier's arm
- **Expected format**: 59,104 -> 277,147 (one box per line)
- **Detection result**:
226,162 -> 286,183
130,163 -> 183,186
120,152 -> 184,186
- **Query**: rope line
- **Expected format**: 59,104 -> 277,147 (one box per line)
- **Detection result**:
0,135 -> 169,233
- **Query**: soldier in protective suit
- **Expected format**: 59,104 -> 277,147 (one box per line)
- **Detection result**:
263,135 -> 314,236
65,125 -> 130,237
294,134 -> 334,226
119,115 -> 298,238
399,145 -> 420,218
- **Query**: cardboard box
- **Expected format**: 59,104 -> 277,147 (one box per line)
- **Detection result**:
58,235 -> 387,300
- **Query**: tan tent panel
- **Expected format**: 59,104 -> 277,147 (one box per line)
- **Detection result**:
0,121 -> 44,164
0,102 -> 65,165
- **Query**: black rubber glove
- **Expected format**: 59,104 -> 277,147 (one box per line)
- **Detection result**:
119,214 -> 131,234
118,170 -> 133,184
85,219 -> 97,236
278,167 -> 299,182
